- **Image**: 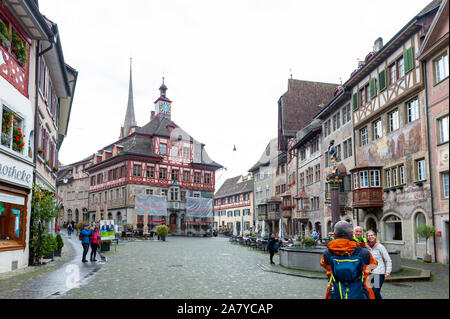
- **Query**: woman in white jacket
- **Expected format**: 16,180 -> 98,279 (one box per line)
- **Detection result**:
366,230 -> 392,299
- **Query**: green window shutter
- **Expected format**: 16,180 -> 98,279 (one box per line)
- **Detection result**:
378,69 -> 387,92
369,78 -> 377,99
403,47 -> 414,73
352,92 -> 359,111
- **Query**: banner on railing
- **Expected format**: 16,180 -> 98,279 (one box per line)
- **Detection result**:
135,194 -> 167,216
186,197 -> 213,218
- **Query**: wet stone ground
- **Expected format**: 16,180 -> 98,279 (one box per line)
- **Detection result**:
59,236 -> 449,299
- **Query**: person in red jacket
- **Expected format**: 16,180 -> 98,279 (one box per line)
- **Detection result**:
90,227 -> 100,262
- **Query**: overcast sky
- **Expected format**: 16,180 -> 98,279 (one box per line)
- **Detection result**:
39,0 -> 431,189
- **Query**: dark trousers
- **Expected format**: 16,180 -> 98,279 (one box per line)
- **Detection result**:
90,243 -> 98,261
371,274 -> 385,299
269,250 -> 275,263
82,243 -> 90,261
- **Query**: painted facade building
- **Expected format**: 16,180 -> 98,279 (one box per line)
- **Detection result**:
315,90 -> 354,234
213,174 -> 254,235
85,66 -> 222,235
248,138 -> 281,236
290,119 -> 325,238
0,0 -> 76,273
277,78 -> 337,239
417,0 -> 449,263
348,2 -> 441,260
57,155 -> 92,225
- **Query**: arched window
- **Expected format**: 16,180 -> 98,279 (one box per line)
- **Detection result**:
415,212 -> 427,243
384,215 -> 402,241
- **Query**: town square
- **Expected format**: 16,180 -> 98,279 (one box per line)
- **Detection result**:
0,0 -> 449,305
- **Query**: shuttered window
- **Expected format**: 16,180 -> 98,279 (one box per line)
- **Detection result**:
352,92 -> 359,111
369,78 -> 377,99
403,47 -> 414,73
378,69 -> 387,92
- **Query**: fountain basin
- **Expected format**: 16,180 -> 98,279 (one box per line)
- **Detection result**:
279,246 -> 401,272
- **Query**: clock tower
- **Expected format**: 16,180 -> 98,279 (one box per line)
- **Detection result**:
154,77 -> 172,121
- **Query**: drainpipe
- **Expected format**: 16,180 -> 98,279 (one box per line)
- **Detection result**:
422,60 -> 437,262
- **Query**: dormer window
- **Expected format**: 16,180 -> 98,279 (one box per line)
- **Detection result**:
159,143 -> 167,155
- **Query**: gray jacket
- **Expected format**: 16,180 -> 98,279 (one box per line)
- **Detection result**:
367,243 -> 392,274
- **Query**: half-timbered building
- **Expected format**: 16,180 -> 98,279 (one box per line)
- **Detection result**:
348,1 -> 442,260
213,175 -> 254,235
278,78 -> 337,239
314,88 -> 354,235
85,67 -> 222,235
1,0 -> 76,273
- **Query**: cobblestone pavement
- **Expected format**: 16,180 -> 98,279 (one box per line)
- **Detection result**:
0,231 -> 102,299
59,236 -> 449,299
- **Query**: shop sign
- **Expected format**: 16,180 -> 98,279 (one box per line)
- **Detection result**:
0,153 -> 33,188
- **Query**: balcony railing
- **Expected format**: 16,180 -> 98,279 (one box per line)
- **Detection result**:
0,43 -> 28,97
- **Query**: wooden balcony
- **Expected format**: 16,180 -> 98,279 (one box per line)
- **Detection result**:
0,44 -> 28,97
352,188 -> 383,208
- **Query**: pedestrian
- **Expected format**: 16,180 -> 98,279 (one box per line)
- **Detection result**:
312,229 -> 319,241
320,220 -> 378,299
67,222 -> 73,238
267,232 -> 279,265
366,230 -> 392,299
71,220 -> 75,230
79,224 -> 93,263
353,226 -> 367,248
90,227 -> 100,262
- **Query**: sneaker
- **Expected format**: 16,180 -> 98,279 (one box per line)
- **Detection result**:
82,260 -> 88,263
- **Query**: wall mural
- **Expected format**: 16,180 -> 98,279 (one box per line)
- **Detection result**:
357,122 -> 424,165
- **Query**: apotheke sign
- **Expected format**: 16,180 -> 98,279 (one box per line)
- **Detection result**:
0,153 -> 33,188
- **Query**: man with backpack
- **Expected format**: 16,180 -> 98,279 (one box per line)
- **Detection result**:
320,221 -> 377,299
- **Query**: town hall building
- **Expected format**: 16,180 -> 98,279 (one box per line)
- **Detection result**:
85,61 -> 222,235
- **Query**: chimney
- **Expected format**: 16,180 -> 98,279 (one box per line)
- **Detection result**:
151,111 -> 155,121
373,37 -> 383,52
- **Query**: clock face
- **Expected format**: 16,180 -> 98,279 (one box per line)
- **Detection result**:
160,103 -> 170,114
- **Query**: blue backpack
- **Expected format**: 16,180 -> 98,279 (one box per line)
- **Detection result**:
328,246 -> 367,299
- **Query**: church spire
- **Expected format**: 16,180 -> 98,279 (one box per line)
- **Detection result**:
122,57 -> 137,137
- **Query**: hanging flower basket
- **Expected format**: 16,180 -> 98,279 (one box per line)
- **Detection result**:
11,30 -> 27,65
0,19 -> 11,49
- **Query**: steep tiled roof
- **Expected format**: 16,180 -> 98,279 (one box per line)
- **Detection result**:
248,138 -> 280,172
417,0 -> 442,16
280,79 -> 338,137
215,176 -> 253,198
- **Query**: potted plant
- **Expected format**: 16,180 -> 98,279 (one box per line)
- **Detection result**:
416,224 -> 435,263
54,233 -> 64,256
156,224 -> 169,241
302,235 -> 316,248
37,147 -> 44,156
42,233 -> 57,260
0,19 -> 11,49
52,166 -> 59,173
